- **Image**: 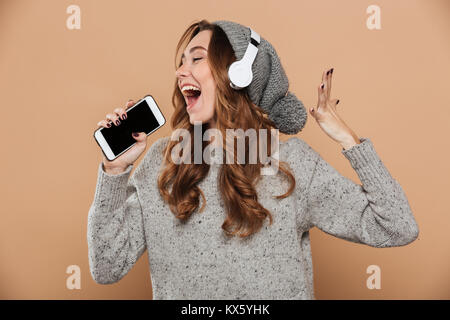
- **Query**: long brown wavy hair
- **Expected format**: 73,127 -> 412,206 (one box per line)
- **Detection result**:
157,19 -> 296,238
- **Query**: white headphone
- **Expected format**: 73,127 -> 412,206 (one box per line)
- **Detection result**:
228,27 -> 261,90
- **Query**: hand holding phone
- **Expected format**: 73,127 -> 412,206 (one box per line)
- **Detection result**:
94,95 -> 166,174
96,100 -> 147,174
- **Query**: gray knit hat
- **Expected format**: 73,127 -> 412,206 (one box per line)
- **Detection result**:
212,20 -> 307,135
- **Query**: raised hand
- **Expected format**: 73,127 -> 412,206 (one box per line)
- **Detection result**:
309,68 -> 360,150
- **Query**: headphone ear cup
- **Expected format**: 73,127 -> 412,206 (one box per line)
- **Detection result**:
228,60 -> 253,90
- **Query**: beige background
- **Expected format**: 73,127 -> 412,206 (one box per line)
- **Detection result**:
0,0 -> 449,299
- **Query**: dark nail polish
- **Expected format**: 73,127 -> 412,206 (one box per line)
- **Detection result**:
330,68 -> 334,74
336,99 -> 340,104
132,132 -> 139,137
320,83 -> 324,89
107,122 -> 111,127
326,70 -> 330,75
116,120 -> 120,125
122,114 -> 127,120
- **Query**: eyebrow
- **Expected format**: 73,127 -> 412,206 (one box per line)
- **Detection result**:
181,46 -> 207,61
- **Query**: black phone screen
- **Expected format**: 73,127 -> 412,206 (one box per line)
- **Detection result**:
101,99 -> 161,156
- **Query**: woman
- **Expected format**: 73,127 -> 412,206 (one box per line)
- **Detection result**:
88,19 -> 419,299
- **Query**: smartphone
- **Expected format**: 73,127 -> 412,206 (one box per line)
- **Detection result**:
94,95 -> 166,161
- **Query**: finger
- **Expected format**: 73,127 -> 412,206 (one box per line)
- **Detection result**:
326,68 -> 333,97
309,107 -> 316,119
320,69 -> 329,103
125,99 -> 135,110
106,113 -> 121,126
321,69 -> 327,85
97,119 -> 112,128
329,98 -> 339,111
317,82 -> 326,109
132,132 -> 147,142
114,107 -> 127,121
322,69 -> 328,92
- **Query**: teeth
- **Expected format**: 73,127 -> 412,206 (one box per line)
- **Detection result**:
181,85 -> 201,93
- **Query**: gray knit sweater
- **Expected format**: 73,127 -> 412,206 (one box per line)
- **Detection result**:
87,135 -> 419,299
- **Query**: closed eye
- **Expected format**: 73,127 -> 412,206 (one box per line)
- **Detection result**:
179,57 -> 202,67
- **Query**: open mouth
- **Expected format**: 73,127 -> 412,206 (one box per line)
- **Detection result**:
184,89 -> 201,110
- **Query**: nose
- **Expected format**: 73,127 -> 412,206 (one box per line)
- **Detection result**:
175,63 -> 190,79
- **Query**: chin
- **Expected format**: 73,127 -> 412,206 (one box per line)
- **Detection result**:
188,115 -> 205,125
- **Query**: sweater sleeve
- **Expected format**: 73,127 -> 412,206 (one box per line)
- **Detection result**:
305,137 -> 419,248
87,161 -> 146,284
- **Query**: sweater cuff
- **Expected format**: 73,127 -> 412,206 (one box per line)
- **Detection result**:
93,162 -> 134,212
341,137 -> 394,191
